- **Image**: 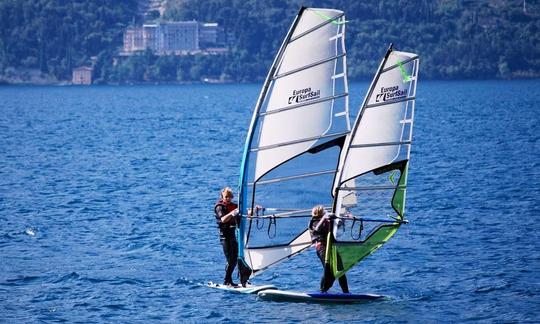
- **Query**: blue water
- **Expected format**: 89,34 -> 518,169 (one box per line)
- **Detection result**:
0,81 -> 538,322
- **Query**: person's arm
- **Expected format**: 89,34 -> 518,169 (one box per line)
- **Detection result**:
313,214 -> 330,233
218,207 -> 239,224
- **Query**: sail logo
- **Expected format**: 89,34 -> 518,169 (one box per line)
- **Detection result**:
375,85 -> 407,103
288,87 -> 321,104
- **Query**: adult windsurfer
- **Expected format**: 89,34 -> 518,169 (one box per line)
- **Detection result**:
214,187 -> 240,286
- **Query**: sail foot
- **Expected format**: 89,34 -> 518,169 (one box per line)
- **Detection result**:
330,224 -> 400,278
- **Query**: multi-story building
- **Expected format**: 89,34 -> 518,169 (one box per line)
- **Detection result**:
122,21 -> 227,55
160,21 -> 199,53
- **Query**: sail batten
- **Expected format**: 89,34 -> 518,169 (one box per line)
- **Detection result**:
381,55 -> 419,73
338,185 -> 406,191
289,12 -> 345,42
249,169 -> 335,186
273,53 -> 346,80
350,140 -> 411,148
250,131 -> 348,152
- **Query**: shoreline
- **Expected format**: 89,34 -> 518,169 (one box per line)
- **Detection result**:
1,78 -> 539,86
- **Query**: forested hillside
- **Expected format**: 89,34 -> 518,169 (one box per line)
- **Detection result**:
165,0 -> 540,80
0,0 -> 538,84
0,0 -> 139,83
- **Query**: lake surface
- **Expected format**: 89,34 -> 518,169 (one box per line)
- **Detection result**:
0,81 -> 538,322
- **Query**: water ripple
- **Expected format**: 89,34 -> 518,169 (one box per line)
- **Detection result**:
0,82 -> 538,322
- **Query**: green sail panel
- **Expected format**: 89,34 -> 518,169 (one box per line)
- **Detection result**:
330,224 -> 400,278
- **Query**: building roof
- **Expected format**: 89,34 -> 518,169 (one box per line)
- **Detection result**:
73,66 -> 93,72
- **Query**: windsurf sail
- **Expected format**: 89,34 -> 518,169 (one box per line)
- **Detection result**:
237,7 -> 351,281
327,44 -> 419,279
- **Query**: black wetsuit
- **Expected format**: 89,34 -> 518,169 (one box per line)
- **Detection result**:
309,216 -> 349,293
214,200 -> 238,285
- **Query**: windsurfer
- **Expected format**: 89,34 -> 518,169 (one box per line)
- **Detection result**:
309,205 -> 349,293
214,187 -> 240,287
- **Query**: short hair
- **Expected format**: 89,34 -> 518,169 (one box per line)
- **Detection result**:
221,187 -> 234,198
311,205 -> 325,218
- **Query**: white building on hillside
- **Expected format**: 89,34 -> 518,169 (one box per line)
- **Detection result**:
122,21 -> 227,55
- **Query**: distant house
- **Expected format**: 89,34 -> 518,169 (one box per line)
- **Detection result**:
72,67 -> 93,85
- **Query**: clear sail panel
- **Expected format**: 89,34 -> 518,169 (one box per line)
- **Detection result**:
244,144 -> 342,248
335,168 -> 404,243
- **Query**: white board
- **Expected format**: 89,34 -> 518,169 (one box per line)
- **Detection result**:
206,281 -> 276,294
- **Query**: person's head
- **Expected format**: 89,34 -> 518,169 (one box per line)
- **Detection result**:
311,205 -> 325,218
221,187 -> 234,202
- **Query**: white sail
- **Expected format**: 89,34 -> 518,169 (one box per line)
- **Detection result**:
327,46 -> 419,278
238,7 -> 350,278
254,8 -> 349,181
334,48 -> 418,219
